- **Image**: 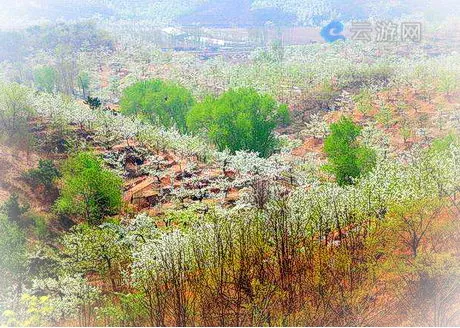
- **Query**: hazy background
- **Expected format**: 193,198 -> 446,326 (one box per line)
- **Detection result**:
0,0 -> 458,29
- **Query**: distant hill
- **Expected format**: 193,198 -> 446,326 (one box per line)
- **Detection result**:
0,0 -> 114,27
1,0 -> 459,29
176,0 -> 297,27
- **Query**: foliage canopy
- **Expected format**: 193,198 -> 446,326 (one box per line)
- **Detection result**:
324,116 -> 376,185
187,88 -> 290,157
120,79 -> 195,133
54,153 -> 123,225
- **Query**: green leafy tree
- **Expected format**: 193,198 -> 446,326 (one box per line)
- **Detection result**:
34,66 -> 58,93
324,116 -> 376,185
120,79 -> 195,133
54,153 -> 123,225
187,88 -> 290,157
0,83 -> 34,141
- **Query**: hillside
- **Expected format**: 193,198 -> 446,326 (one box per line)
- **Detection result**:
0,3 -> 459,327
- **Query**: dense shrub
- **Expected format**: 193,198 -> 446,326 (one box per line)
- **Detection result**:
120,79 -> 195,133
84,96 -> 102,110
324,116 -> 376,185
54,153 -> 123,225
187,88 -> 290,157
